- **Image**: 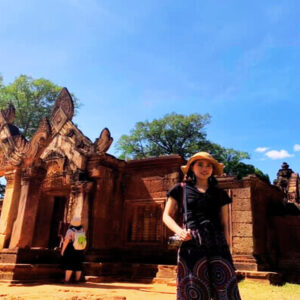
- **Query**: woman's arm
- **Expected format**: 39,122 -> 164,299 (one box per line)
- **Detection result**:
61,236 -> 70,256
220,205 -> 232,246
220,205 -> 229,228
163,196 -> 191,241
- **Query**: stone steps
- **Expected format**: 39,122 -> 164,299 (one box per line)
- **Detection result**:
233,255 -> 260,271
84,263 -> 283,285
0,263 -> 64,283
236,270 -> 283,285
0,261 -> 284,285
83,262 -> 158,283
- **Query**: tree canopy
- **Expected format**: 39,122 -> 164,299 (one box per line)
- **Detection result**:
116,113 -> 211,159
0,75 -> 80,139
116,113 -> 270,182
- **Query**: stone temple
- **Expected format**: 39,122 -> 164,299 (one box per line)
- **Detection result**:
0,88 -> 299,283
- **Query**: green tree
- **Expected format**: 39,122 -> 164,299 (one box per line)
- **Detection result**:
0,75 -> 80,139
116,113 -> 270,182
116,113 -> 212,159
205,143 -> 270,182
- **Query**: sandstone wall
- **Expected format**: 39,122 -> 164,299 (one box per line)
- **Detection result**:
270,216 -> 300,278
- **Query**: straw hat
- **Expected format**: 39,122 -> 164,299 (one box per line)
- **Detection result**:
70,217 -> 81,227
181,152 -> 224,176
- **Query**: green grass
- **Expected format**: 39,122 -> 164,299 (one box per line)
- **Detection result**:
239,280 -> 300,300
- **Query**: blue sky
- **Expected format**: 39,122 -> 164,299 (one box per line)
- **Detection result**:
0,0 -> 300,181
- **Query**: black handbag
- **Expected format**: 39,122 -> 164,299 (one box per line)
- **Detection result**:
167,182 -> 187,249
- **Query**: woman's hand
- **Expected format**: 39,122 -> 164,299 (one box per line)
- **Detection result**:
163,197 -> 192,241
60,250 -> 64,256
178,228 -> 192,241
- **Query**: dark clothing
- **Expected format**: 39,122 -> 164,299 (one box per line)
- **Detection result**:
167,182 -> 241,300
167,182 -> 231,230
62,242 -> 84,271
177,247 -> 240,300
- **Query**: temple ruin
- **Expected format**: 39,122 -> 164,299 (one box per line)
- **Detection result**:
0,88 -> 299,283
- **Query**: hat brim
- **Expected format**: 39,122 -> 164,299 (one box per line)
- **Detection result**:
181,153 -> 224,176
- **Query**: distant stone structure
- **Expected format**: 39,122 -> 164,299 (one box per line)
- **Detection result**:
274,162 -> 300,203
0,89 -> 299,283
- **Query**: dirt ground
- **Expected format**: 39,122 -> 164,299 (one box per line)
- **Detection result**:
0,281 -> 176,300
2,279 -> 299,300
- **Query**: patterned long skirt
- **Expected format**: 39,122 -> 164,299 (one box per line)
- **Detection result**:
177,228 -> 241,300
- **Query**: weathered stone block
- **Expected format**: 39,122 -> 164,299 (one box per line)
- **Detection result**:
142,178 -> 164,193
232,188 -> 251,199
232,198 -> 251,211
233,237 -> 254,254
232,223 -> 253,237
232,211 -> 252,223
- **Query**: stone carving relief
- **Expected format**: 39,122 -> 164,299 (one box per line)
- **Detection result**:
50,107 -> 68,133
0,106 -> 27,166
23,118 -> 51,162
0,104 -> 15,124
41,151 -> 67,191
94,128 -> 113,154
0,87 -> 115,198
273,162 -> 300,204
274,162 -> 293,196
66,127 -> 92,153
0,87 -> 77,172
50,88 -> 74,133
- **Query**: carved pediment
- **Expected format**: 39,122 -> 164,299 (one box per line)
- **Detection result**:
0,88 -> 116,174
42,151 -> 66,178
24,118 -> 51,162
94,128 -> 113,154
50,88 -> 74,133
0,104 -> 15,124
0,88 -> 81,172
61,121 -> 93,153
0,104 -> 27,167
46,160 -> 64,177
40,133 -> 87,172
44,151 -> 65,161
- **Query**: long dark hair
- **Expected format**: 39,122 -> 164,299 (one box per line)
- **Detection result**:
184,162 -> 218,187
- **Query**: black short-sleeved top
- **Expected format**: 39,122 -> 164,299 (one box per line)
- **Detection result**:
167,182 -> 231,229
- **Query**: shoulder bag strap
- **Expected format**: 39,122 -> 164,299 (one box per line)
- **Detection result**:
70,228 -> 76,242
180,182 -> 187,229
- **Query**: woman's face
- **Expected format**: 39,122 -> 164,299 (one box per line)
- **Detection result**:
192,159 -> 213,181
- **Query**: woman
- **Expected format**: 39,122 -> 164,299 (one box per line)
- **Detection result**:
163,152 -> 241,300
61,217 -> 85,283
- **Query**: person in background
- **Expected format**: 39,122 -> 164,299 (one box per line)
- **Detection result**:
163,152 -> 241,300
61,217 -> 86,283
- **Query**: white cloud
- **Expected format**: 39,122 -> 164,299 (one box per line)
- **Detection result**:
265,150 -> 294,160
255,147 -> 269,153
294,144 -> 300,152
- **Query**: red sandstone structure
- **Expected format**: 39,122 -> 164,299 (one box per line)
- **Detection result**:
0,88 -> 299,283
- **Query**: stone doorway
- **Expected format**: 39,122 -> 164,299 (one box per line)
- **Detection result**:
48,196 -> 67,249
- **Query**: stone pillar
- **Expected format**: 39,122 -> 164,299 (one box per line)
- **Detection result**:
9,168 -> 45,249
231,187 -> 254,255
0,169 -> 21,249
68,181 -> 93,233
